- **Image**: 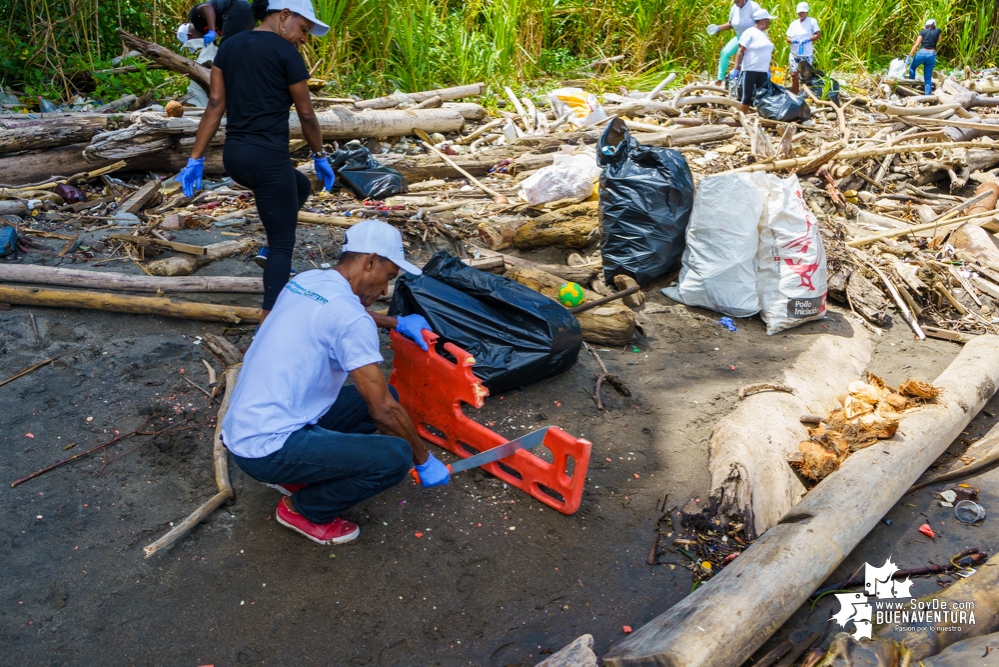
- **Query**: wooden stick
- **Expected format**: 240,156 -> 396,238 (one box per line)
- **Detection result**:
297,211 -> 358,228
845,208 -> 999,246
569,286 -> 641,314
417,139 -> 505,200
0,264 -> 262,293
0,357 -> 56,388
722,141 -> 989,175
856,253 -> 926,339
883,115 -> 999,132
0,285 -> 261,323
143,364 -> 239,558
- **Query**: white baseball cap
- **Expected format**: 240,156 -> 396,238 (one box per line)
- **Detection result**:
753,8 -> 776,20
176,23 -> 193,43
342,219 -> 422,275
796,2 -> 809,13
267,0 -> 330,37
925,18 -> 936,26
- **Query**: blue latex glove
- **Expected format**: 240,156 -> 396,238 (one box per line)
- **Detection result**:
718,317 -> 738,332
396,314 -> 432,351
204,30 -> 217,46
904,55 -> 912,66
414,453 -> 450,487
729,69 -> 740,80
314,155 -> 335,191
178,157 -> 204,197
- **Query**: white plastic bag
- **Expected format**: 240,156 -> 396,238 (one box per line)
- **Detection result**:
887,58 -> 908,80
756,173 -> 827,334
663,172 -> 768,317
548,87 -> 607,129
519,152 -> 600,205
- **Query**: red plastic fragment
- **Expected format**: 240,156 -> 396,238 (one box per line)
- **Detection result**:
622,626 -> 633,634
919,523 -> 935,538
389,331 -> 592,515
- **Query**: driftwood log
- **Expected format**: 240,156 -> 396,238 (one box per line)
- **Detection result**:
0,265 -> 262,293
603,335 -> 999,667
0,285 -> 261,323
705,316 -> 871,538
355,83 -> 485,110
144,238 -> 256,277
143,333 -> 242,557
0,114 -> 122,154
514,202 -> 599,250
505,265 -> 635,346
118,30 -> 211,92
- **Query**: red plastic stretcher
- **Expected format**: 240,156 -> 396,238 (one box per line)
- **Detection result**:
389,330 -> 591,514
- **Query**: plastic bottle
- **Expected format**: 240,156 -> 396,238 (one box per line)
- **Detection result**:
39,98 -> 57,113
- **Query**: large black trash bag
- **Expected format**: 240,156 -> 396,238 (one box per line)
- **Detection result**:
797,59 -> 841,106
389,252 -> 582,393
753,80 -> 811,123
597,117 -> 695,286
328,146 -> 408,200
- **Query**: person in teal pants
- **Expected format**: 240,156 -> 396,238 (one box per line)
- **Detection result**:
709,0 -> 762,84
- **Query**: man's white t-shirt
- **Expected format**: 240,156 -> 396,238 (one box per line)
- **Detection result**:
729,0 -> 762,36
786,17 -> 820,58
221,270 -> 383,458
739,26 -> 774,72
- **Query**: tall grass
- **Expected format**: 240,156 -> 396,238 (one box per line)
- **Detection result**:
4,0 -> 999,101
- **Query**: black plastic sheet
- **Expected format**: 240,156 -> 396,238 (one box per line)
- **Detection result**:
389,252 -> 582,393
597,117 -> 695,286
329,147 -> 408,200
753,80 -> 812,123
798,59 -> 841,106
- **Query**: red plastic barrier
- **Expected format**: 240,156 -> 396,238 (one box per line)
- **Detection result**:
389,330 -> 591,514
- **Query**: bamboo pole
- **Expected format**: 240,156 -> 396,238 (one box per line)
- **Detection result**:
0,285 -> 261,323
143,364 -> 239,558
885,115 -> 999,133
604,336 -> 999,667
721,141 -> 989,174
845,208 -> 999,246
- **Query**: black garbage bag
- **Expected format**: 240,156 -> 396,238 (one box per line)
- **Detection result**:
389,252 -> 582,393
753,80 -> 811,123
328,146 -> 408,200
597,117 -> 695,286
797,59 -> 841,106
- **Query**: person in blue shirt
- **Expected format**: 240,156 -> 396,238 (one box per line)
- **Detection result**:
907,19 -> 942,95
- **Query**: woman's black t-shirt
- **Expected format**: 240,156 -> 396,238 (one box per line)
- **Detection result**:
920,27 -> 941,50
213,31 -> 310,153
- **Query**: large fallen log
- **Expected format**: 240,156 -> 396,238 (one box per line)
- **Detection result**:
144,238 -> 256,277
354,83 -> 485,110
603,335 -> 999,667
0,265 -> 262,293
118,30 -> 211,92
704,315 -> 871,538
505,265 -> 635,346
0,285 -> 261,323
84,108 -> 466,161
0,143 -> 225,186
514,202 -> 600,250
0,114 -> 122,154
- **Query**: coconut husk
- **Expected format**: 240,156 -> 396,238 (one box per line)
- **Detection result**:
899,379 -> 941,400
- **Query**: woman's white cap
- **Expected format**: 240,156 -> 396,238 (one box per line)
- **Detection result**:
796,2 -> 809,13
753,8 -> 776,20
267,0 -> 330,37
925,18 -> 936,26
176,23 -> 193,43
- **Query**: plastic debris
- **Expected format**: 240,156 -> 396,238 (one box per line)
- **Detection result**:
718,317 -> 738,332
918,523 -> 935,538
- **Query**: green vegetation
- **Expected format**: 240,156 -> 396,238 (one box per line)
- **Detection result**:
4,0 -> 999,105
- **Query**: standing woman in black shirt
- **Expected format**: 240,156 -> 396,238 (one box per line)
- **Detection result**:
179,0 -> 335,320
906,18 -> 942,95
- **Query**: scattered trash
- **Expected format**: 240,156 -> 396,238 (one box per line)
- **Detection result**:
519,151 -> 600,206
558,281 -> 586,307
717,317 -> 738,332
0,226 -> 18,256
548,87 -> 607,128
622,625 -> 633,634
919,523 -> 935,538
329,146 -> 408,200
752,80 -> 811,123
954,500 -> 986,524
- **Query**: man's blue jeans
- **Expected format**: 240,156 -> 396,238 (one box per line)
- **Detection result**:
231,385 -> 412,524
910,49 -> 936,95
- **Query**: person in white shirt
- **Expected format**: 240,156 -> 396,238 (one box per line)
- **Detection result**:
732,8 -> 776,114
708,0 -> 762,85
221,219 -> 452,546
785,2 -> 821,94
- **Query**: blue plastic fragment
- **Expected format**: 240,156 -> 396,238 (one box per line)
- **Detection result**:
718,317 -> 738,332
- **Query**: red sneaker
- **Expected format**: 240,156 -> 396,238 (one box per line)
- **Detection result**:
275,499 -> 359,545
266,482 -> 308,496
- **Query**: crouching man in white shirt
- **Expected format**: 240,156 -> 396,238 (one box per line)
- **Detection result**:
221,219 -> 451,546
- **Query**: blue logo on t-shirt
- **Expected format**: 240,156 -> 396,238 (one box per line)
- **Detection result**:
284,280 -> 329,305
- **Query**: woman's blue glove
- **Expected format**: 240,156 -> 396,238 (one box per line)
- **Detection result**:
904,54 -> 912,66
179,157 -> 204,197
414,453 -> 450,487
729,69 -> 741,80
314,155 -> 335,191
395,314 -> 432,351
204,30 -> 217,46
